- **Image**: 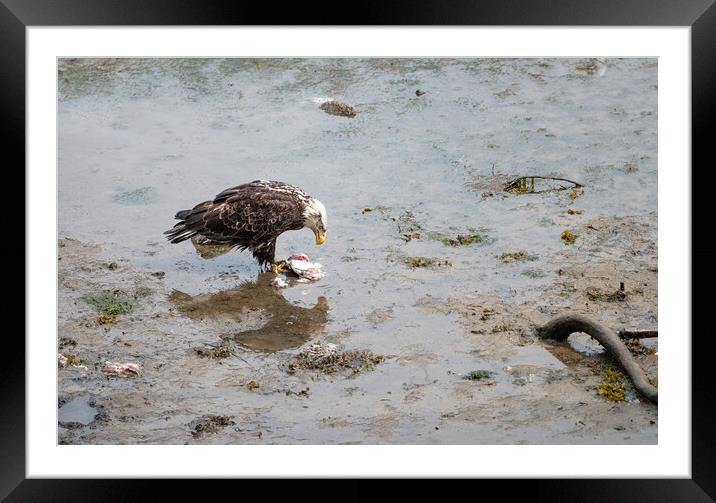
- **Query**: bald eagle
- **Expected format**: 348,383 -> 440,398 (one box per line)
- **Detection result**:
164,180 -> 327,270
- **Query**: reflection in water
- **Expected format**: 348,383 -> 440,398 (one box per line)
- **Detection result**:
169,272 -> 328,351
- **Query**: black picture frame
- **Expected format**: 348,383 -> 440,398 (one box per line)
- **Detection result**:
4,0 -> 714,499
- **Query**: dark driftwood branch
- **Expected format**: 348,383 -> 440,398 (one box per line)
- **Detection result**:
536,314 -> 657,403
504,175 -> 584,192
618,329 -> 658,339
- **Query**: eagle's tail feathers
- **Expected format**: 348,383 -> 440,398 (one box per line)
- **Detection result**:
164,223 -> 197,244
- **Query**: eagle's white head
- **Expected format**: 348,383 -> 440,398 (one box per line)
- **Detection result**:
303,198 -> 327,245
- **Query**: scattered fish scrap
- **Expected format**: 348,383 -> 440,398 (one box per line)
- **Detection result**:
270,277 -> 288,289
101,361 -> 142,377
287,254 -> 325,281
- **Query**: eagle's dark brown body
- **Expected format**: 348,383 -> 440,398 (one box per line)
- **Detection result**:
165,180 -> 312,268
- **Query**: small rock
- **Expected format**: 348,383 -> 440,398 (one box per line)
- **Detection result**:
319,100 -> 357,118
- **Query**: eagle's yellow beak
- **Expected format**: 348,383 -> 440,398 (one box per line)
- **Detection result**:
314,230 -> 326,245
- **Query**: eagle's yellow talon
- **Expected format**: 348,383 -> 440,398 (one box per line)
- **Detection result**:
271,260 -> 289,275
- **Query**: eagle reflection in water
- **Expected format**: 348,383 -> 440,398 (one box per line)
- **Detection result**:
169,271 -> 328,352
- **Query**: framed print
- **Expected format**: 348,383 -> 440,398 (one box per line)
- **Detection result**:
5,0 -> 715,499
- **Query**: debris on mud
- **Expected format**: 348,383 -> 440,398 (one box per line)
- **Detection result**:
319,100 -> 357,118
522,268 -> 546,278
190,415 -> 236,437
415,89 -> 426,96
194,345 -> 233,359
397,256 -> 452,269
585,286 -> 627,302
59,337 -> 77,349
568,188 -> 583,200
428,229 -> 486,247
245,379 -> 260,390
495,87 -> 516,98
83,290 -> 133,320
618,328 -> 658,339
305,341 -> 338,358
623,338 -> 657,356
361,205 -> 389,214
287,344 -> 384,375
504,176 -> 582,194
270,277 -> 288,288
560,230 -> 577,245
499,251 -> 538,263
575,58 -> 607,76
567,209 -> 583,215
597,368 -> 628,402
286,254 -> 324,281
101,361 -> 142,377
464,370 -> 494,381
624,162 -> 639,173
58,353 -> 88,370
396,210 -> 423,242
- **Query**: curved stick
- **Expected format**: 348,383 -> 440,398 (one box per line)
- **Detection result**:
504,175 -> 583,192
536,314 -> 657,403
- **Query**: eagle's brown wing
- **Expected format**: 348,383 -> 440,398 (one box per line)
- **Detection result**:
164,180 -> 307,265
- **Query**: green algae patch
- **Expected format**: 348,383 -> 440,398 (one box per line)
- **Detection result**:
464,370 -> 494,381
585,287 -> 627,302
585,289 -> 603,301
287,349 -> 384,376
561,230 -> 577,245
428,229 -> 487,247
499,251 -> 538,263
83,290 -> 133,317
597,368 -> 627,402
400,256 -> 452,269
190,415 -> 236,437
522,268 -> 546,279
97,314 -> 117,325
195,345 -> 233,359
